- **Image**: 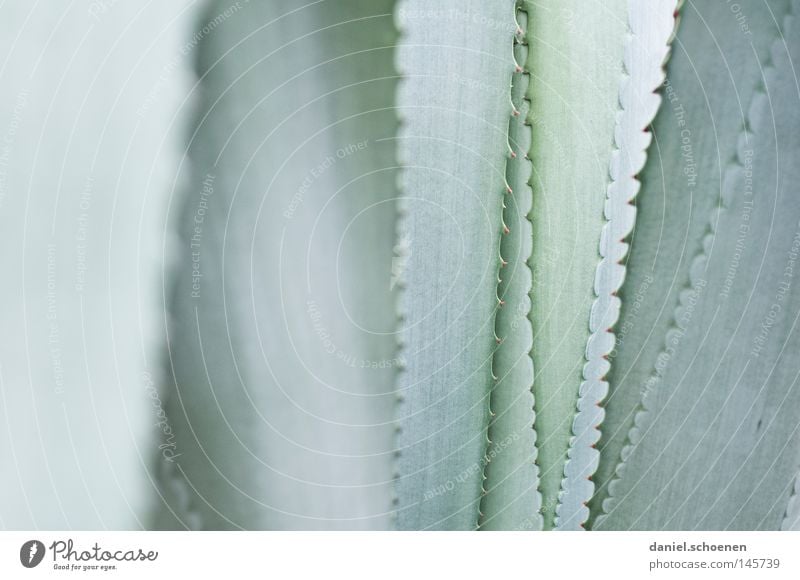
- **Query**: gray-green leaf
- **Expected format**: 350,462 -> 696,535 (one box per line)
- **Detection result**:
394,0 -> 518,530
158,0 -> 399,530
557,0 -> 681,530
524,0 -> 627,529
595,0 -> 800,530
478,5 -> 542,532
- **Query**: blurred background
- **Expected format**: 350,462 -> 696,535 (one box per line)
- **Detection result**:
0,0 -> 403,530
0,1 -> 199,528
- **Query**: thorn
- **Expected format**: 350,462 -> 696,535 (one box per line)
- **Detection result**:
499,300 -> 506,306
503,225 -> 510,234
512,108 -> 520,117
496,337 -> 502,344
500,258 -> 508,267
515,65 -> 523,73
506,185 -> 513,193
510,151 -> 517,158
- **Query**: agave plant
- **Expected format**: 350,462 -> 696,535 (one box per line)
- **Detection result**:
156,0 -> 800,531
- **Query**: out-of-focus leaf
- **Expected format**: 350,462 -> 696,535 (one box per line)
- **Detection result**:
556,0 -> 681,530
524,0 -> 627,529
393,0 -> 518,530
0,1 -> 195,529
478,5 -> 542,532
157,0 -> 399,530
595,0 -> 800,530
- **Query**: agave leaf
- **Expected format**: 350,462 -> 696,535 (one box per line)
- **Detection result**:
393,0 -> 519,530
524,0 -> 627,529
478,5 -> 542,532
556,0 -> 682,530
593,0 -> 796,521
783,473 -> 800,530
158,0 -> 399,529
0,1 -> 194,529
595,1 -> 800,530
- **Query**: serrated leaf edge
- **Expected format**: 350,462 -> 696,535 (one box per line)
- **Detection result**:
477,2 -> 542,531
782,470 -> 800,530
595,2 -> 795,530
555,0 -> 684,530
